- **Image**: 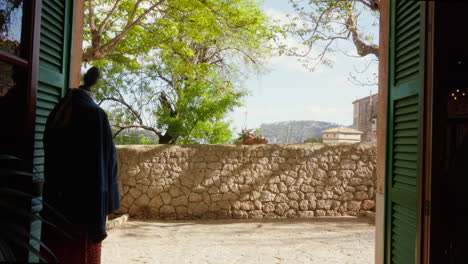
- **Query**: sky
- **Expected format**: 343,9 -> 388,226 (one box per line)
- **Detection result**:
228,0 -> 379,131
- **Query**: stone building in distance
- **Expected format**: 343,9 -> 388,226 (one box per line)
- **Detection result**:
352,93 -> 378,142
322,126 -> 363,144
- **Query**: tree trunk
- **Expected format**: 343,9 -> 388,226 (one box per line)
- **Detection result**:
158,133 -> 174,144
158,129 -> 181,144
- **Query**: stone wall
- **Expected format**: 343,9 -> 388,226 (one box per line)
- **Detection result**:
115,144 -> 376,219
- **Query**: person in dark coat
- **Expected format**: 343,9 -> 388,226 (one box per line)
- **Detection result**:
42,67 -> 119,264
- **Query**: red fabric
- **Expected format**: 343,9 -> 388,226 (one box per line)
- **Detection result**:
43,227 -> 101,264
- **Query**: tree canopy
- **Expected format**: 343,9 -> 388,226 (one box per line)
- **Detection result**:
86,0 -> 276,144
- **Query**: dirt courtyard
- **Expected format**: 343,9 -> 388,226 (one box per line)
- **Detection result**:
102,217 -> 375,264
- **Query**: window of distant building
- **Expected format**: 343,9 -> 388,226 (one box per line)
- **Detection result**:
371,118 -> 377,132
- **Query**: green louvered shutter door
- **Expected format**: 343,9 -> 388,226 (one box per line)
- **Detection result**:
30,0 -> 75,261
385,1 -> 425,264
35,1 -> 74,173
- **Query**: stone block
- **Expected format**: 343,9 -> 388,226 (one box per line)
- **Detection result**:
121,194 -> 135,208
169,186 -> 182,197
217,201 -> 231,210
249,210 -> 264,219
314,169 -> 327,179
278,182 -> 288,192
289,201 -> 299,210
254,200 -> 263,210
362,200 -> 375,210
147,186 -> 164,198
240,201 -> 254,211
275,203 -> 289,216
222,192 -> 239,201
288,192 -> 300,201
161,192 -> 172,205
355,191 -> 368,200
149,196 -> 163,209
219,183 -> 230,193
342,192 -> 354,201
316,200 -> 332,210
229,184 -> 239,194
284,176 -> 296,186
340,160 -> 356,170
315,210 -> 326,217
297,211 -> 315,218
203,192 -> 211,203
260,191 -> 275,202
134,194 -> 150,207
263,202 -> 275,213
172,196 -> 188,206
189,203 -> 208,216
232,210 -> 248,219
207,186 -> 220,194
175,206 -> 188,215
160,205 -> 175,216
239,185 -> 252,193
300,185 -> 314,193
347,201 -> 362,212
207,162 -> 222,170
129,188 -> 142,199
211,193 -> 223,202
209,203 -> 220,212
274,193 -> 288,203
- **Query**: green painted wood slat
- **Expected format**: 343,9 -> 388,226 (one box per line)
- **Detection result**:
385,1 -> 425,263
31,0 -> 75,261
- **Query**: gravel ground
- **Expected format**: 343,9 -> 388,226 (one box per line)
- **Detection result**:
102,217 -> 375,264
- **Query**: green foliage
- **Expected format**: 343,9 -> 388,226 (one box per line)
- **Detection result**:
112,130 -> 158,145
84,0 -> 276,67
89,0 -> 275,144
180,120 -> 234,144
303,137 -> 323,143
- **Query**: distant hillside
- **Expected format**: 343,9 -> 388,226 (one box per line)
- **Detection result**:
258,120 -> 343,143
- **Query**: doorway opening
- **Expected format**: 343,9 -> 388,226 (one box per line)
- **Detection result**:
428,1 -> 468,263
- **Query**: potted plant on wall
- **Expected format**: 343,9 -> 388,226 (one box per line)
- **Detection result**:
236,128 -> 268,145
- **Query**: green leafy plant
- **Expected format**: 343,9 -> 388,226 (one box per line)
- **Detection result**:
0,155 -> 68,263
87,0 -> 276,144
236,128 -> 268,145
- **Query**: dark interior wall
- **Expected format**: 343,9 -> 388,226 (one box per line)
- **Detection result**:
430,2 -> 468,263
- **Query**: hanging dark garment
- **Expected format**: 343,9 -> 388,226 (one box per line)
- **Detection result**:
42,88 -> 119,246
448,132 -> 468,263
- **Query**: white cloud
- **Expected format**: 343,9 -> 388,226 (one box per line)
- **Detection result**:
269,55 -> 311,73
263,8 -> 338,74
264,8 -> 292,26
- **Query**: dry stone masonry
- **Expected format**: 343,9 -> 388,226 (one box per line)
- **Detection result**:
115,144 -> 376,219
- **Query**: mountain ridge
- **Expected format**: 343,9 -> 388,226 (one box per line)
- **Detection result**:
257,120 -> 346,143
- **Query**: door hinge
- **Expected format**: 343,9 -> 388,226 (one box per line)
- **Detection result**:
424,200 -> 431,216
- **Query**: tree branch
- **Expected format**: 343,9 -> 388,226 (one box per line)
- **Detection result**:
83,0 -> 167,62
356,0 -> 380,11
100,96 -> 144,125
113,125 -> 162,139
100,0 -> 165,53
98,0 -> 122,34
88,0 -> 96,32
345,12 -> 379,58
